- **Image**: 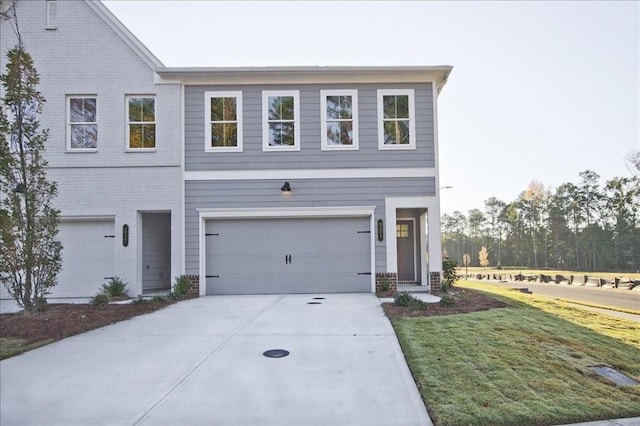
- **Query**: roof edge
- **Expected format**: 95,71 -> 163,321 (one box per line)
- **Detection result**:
85,0 -> 163,69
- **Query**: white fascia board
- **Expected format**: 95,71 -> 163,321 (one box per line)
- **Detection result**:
197,206 -> 376,219
87,1 -> 163,69
155,66 -> 452,86
185,167 -> 435,181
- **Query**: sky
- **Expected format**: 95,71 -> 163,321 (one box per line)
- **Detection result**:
103,0 -> 640,216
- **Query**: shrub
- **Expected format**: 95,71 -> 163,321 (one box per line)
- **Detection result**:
394,292 -> 415,307
150,295 -> 170,303
442,258 -> 460,287
172,276 -> 191,298
90,292 -> 110,307
379,276 -> 391,292
101,277 -> 128,297
439,295 -> 456,307
34,297 -> 48,313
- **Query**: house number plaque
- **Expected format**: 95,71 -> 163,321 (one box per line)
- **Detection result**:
377,220 -> 384,241
123,224 -> 129,247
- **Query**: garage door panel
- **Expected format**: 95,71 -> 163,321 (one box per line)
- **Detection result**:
205,217 -> 371,295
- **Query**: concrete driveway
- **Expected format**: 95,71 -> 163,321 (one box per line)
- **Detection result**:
0,294 -> 431,426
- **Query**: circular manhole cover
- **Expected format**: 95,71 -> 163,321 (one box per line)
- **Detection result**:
263,349 -> 290,358
307,301 -> 322,305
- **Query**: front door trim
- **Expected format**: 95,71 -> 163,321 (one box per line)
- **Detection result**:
396,218 -> 417,282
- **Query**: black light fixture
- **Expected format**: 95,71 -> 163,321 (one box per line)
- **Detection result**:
13,183 -> 25,194
281,182 -> 291,192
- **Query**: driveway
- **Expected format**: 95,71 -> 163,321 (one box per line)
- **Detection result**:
0,294 -> 431,426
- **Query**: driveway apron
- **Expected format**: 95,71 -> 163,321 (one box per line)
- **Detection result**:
0,294 -> 431,426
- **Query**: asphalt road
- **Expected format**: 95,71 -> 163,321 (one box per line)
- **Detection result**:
469,279 -> 640,312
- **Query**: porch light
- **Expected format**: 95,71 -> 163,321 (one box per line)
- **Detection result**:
281,182 -> 291,192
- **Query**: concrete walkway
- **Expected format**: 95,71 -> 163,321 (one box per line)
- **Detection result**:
0,294 -> 431,426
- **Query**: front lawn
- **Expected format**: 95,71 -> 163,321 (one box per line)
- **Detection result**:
390,281 -> 640,426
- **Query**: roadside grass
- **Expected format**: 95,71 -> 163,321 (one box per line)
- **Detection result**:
463,266 -> 639,280
392,282 -> 640,426
0,337 -> 54,360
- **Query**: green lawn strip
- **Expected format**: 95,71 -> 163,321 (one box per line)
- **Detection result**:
457,281 -> 639,347
0,337 -> 54,360
553,298 -> 640,316
392,290 -> 640,426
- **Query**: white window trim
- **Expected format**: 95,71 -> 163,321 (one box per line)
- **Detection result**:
45,0 -> 57,30
125,95 -> 157,152
320,89 -> 359,151
377,89 -> 416,150
66,95 -> 97,152
262,90 -> 300,152
204,91 -> 243,153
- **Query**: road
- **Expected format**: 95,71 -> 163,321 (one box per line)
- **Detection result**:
468,279 -> 640,312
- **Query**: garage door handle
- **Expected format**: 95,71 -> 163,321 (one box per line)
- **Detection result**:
285,254 -> 292,264
358,272 -> 372,275
206,275 -> 219,278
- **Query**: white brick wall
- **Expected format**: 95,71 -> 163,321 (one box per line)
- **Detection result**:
0,0 -> 183,296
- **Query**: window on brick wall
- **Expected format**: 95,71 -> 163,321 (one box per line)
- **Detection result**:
127,96 -> 156,149
67,96 -> 97,150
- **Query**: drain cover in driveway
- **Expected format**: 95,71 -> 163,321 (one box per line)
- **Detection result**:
263,349 -> 290,358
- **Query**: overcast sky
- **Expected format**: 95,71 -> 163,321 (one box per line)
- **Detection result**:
103,0 -> 639,215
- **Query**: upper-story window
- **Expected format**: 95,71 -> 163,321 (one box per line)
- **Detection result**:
127,96 -> 156,150
262,91 -> 300,151
67,96 -> 97,151
321,90 -> 358,151
205,91 -> 243,152
377,89 -> 416,150
46,0 -> 57,30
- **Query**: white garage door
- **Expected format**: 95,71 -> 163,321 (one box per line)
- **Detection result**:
205,217 -> 371,295
54,219 -> 115,298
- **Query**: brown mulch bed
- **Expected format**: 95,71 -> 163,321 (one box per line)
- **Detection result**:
381,287 -> 508,319
0,301 -> 171,344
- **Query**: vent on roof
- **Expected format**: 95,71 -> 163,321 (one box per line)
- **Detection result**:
45,0 -> 57,30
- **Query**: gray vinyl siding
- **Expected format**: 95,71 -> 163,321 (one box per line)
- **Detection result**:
184,177 -> 436,274
185,83 -> 434,171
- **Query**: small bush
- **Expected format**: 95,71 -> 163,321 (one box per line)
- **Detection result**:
172,276 -> 191,298
150,295 -> 170,303
101,277 -> 128,297
34,297 -> 48,312
394,292 -> 415,307
439,295 -> 456,307
379,276 -> 391,292
90,292 -> 110,307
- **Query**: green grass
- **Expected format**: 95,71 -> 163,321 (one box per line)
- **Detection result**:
392,281 -> 640,426
0,337 -> 54,360
464,266 -> 640,280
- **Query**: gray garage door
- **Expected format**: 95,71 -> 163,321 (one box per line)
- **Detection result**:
205,217 -> 371,294
55,219 -> 115,298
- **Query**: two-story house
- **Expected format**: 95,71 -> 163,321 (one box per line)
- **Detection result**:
1,0 -> 450,300
1,0 -> 183,299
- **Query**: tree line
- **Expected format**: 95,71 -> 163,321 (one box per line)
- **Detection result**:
442,153 -> 640,273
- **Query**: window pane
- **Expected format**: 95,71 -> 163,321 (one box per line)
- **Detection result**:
211,98 -> 224,121
83,98 -> 96,122
84,124 -> 97,148
326,121 -> 340,145
211,123 -> 237,147
129,124 -> 142,148
70,98 -> 84,122
70,125 -> 84,148
280,96 -> 294,120
396,95 -> 409,119
129,98 -> 142,122
280,122 -> 294,145
383,95 -> 396,119
223,97 -> 236,121
268,96 -> 281,120
398,120 -> 410,144
269,122 -> 295,146
340,121 -> 353,145
142,124 -> 156,148
326,96 -> 340,120
142,98 -> 155,122
339,95 -> 352,119
383,121 -> 397,145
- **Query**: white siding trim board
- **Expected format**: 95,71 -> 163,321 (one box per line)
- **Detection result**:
185,167 -> 436,181
197,206 -> 377,296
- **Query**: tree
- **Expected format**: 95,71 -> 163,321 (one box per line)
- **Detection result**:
478,246 -> 490,268
484,197 -> 506,267
0,5 -> 62,312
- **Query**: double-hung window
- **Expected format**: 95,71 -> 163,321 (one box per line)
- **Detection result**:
377,89 -> 416,150
262,91 -> 300,151
67,96 -> 97,150
321,90 -> 358,150
127,96 -> 156,149
205,91 -> 242,152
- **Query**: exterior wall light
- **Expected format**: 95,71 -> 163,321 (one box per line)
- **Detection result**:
281,182 -> 291,192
